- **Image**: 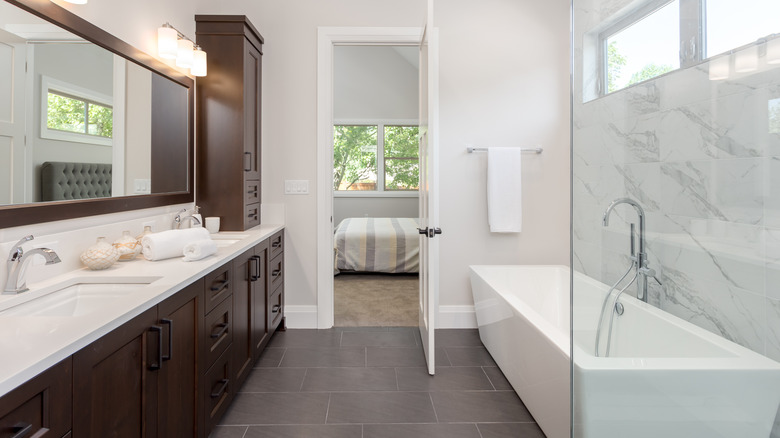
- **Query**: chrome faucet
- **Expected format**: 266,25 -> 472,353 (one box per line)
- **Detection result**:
602,198 -> 661,302
4,235 -> 61,294
172,208 -> 201,229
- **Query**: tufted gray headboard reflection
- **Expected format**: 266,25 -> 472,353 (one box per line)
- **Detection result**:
40,162 -> 112,202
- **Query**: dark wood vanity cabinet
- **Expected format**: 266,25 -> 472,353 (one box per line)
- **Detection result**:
195,15 -> 264,231
0,358 -> 71,438
73,281 -> 204,437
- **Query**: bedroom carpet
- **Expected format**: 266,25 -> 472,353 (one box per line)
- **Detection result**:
334,274 -> 419,327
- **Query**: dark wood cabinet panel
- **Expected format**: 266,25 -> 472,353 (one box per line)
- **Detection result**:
195,15 -> 264,231
232,248 -> 254,388
73,307 -> 159,438
252,241 -> 270,359
204,261 -> 232,314
157,281 -> 203,438
204,294 -> 233,371
0,358 -> 71,438
203,348 -> 232,437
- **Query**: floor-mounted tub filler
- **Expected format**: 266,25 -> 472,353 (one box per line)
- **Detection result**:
470,265 -> 780,438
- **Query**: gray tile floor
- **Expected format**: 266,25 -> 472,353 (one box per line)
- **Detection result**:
212,328 -> 546,438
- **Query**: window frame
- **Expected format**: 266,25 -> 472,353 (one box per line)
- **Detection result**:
40,75 -> 113,146
597,0 -> 704,96
333,119 -> 419,198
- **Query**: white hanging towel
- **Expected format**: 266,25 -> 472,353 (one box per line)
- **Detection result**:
487,147 -> 522,233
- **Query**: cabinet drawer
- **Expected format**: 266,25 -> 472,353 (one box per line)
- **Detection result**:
268,283 -> 284,332
268,252 -> 284,292
245,203 -> 260,229
269,230 -> 283,259
245,181 -> 260,205
204,295 -> 233,370
203,348 -> 232,436
204,261 -> 232,314
0,358 -> 71,438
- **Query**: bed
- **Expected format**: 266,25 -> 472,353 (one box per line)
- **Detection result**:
334,217 -> 420,274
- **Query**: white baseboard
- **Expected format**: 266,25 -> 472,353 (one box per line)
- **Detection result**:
438,305 -> 477,328
284,305 -> 318,329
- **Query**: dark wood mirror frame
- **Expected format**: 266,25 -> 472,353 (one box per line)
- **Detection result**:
0,0 -> 194,229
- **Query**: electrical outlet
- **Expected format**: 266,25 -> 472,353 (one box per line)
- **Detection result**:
284,180 -> 309,195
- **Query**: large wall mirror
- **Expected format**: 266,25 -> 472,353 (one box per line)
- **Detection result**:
0,0 -> 193,228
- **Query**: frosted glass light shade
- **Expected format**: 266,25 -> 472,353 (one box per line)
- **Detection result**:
61,0 -> 88,4
158,27 -> 178,59
734,46 -> 758,73
191,49 -> 207,77
176,39 -> 194,68
768,38 -> 780,65
709,56 -> 729,80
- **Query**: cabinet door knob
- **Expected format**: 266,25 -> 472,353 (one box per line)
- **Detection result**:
11,422 -> 32,438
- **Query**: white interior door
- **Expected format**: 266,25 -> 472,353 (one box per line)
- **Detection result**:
0,31 -> 26,204
418,0 -> 440,376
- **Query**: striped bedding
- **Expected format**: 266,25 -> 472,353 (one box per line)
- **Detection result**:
334,217 -> 420,274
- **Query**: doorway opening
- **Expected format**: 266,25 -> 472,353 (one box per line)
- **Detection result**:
331,45 -> 420,327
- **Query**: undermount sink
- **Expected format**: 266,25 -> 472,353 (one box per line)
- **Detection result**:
0,276 -> 161,317
210,233 -> 249,248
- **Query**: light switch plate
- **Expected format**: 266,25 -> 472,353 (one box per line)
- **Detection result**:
134,179 -> 151,194
284,180 -> 309,195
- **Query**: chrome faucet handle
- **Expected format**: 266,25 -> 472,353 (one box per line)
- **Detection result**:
8,235 -> 34,261
638,266 -> 662,285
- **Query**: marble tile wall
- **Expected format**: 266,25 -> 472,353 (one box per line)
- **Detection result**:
573,0 -> 780,433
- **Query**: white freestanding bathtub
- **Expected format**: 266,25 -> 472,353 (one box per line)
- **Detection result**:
470,265 -> 780,438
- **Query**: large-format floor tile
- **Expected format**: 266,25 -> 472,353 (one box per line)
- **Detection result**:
341,330 -> 418,347
244,425 -> 362,438
363,423 -> 482,438
327,391 -> 437,424
301,367 -> 398,391
366,347 -> 426,367
436,347 -> 452,366
477,422 -> 546,438
279,347 -> 365,367
431,391 -> 533,423
436,329 -> 483,347
240,368 -> 306,393
255,347 -> 285,368
268,329 -> 342,348
444,346 -> 497,366
482,366 -> 513,390
396,367 -> 493,391
208,426 -> 247,438
220,392 -> 330,425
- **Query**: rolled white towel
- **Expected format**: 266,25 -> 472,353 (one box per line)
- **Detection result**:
182,239 -> 218,262
142,228 -> 211,261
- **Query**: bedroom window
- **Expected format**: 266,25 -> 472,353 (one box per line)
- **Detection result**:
41,75 -> 113,146
333,122 -> 419,193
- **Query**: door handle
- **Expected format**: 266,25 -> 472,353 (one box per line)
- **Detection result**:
250,255 -> 261,281
211,378 -> 229,398
11,422 -> 32,438
417,227 -> 443,238
244,152 -> 252,171
210,322 -> 229,339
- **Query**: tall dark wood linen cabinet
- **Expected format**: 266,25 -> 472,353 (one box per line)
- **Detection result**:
195,16 -> 264,230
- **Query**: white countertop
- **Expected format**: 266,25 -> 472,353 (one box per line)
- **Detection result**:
0,223 -> 283,397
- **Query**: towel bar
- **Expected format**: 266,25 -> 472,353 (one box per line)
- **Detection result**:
466,147 -> 543,154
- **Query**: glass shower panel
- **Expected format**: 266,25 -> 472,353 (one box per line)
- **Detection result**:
572,0 -> 780,436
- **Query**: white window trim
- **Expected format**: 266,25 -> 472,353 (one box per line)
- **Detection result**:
333,118 -> 419,197
40,75 -> 113,146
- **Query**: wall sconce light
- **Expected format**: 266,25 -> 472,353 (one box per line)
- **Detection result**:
157,22 -> 207,77
709,55 -> 729,81
767,37 -> 780,65
734,45 -> 758,73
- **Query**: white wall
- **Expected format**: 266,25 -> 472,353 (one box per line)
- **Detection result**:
435,0 -> 571,315
124,62 -> 152,192
334,45 -> 419,120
